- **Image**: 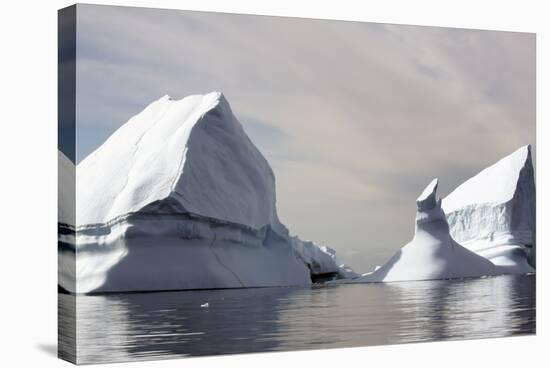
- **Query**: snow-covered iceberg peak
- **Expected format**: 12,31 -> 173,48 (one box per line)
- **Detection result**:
77,91 -> 284,235
442,145 -> 535,273
443,145 -> 534,213
331,179 -> 499,284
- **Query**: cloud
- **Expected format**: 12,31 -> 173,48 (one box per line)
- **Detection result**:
74,4 -> 535,271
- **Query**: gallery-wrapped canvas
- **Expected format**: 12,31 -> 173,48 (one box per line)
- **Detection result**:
58,4 -> 536,365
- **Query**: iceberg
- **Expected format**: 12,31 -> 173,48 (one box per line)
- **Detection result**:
58,150 -> 76,292
332,179 -> 500,283
59,92 -> 349,293
291,238 -> 360,280
442,145 -> 536,273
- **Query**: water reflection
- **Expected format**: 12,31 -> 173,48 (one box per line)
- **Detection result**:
382,274 -> 536,342
61,287 -> 295,363
59,274 -> 535,364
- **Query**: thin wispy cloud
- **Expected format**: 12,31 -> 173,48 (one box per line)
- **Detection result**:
73,4 -> 535,271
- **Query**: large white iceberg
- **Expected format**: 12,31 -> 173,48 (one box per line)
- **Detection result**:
442,145 -> 536,273
59,92 -> 348,293
332,179 -> 500,283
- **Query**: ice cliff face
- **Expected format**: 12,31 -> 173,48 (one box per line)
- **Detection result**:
60,92 -> 347,293
442,145 -> 536,273
333,179 -> 500,283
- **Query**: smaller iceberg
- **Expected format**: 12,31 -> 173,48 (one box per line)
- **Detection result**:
332,179 -> 500,283
291,237 -> 359,280
443,145 -> 536,273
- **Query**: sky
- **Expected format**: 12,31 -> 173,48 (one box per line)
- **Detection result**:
70,4 -> 536,272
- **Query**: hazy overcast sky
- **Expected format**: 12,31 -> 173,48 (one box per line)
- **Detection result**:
73,4 -> 535,272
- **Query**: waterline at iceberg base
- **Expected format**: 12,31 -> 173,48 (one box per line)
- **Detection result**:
59,92 -> 535,294
59,274 -> 535,364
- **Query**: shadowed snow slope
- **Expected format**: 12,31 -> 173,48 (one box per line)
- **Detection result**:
332,179 -> 500,283
60,92 -> 347,293
58,151 -> 75,226
442,145 -> 536,273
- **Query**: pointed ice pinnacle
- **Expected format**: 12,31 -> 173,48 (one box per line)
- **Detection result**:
416,178 -> 438,211
415,178 -> 446,227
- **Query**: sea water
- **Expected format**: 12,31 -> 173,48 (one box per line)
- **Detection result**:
59,274 -> 535,364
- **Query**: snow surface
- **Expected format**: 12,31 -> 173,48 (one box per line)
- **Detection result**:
59,92 -> 350,293
332,179 -> 500,283
77,92 -> 283,234
442,145 -> 536,273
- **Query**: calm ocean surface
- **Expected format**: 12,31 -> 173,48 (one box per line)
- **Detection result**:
59,274 -> 535,364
